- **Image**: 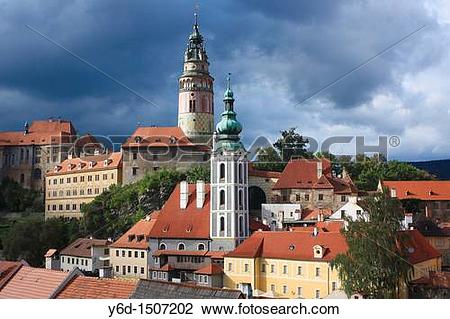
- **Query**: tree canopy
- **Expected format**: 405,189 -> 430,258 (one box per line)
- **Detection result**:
332,190 -> 412,298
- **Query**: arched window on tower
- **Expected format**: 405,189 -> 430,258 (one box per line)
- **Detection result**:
219,163 -> 225,181
239,189 -> 244,210
219,216 -> 225,235
239,216 -> 244,237
219,190 -> 225,208
239,163 -> 243,183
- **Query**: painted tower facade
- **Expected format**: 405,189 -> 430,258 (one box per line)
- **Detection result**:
210,77 -> 249,252
178,15 -> 214,144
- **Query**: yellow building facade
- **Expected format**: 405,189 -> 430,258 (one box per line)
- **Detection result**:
45,152 -> 122,219
223,230 -> 346,299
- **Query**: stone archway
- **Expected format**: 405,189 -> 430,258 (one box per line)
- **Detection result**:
249,186 -> 267,218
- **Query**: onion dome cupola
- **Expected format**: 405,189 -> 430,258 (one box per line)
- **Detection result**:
214,74 -> 245,152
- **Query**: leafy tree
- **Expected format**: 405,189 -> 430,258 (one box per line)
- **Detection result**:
184,165 -> 210,183
332,190 -> 412,298
273,127 -> 311,162
253,147 -> 286,172
0,178 -> 43,212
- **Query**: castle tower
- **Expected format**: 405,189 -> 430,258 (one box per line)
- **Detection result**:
178,13 -> 214,144
210,75 -> 249,251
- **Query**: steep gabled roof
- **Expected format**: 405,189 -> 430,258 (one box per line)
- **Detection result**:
399,229 -> 442,265
110,213 -> 159,249
46,152 -> 122,176
122,126 -> 195,148
149,183 -> 210,239
194,264 -> 223,275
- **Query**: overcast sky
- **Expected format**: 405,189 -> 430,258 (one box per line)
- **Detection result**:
0,0 -> 449,161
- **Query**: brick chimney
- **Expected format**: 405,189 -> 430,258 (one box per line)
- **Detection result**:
180,181 -> 189,209
317,161 -> 323,179
196,180 -> 205,208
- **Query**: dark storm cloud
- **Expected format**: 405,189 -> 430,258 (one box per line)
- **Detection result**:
0,0 -> 446,160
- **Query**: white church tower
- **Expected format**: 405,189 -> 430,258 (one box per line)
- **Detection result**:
210,75 -> 249,251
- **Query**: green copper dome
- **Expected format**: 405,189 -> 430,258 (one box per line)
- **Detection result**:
216,110 -> 242,135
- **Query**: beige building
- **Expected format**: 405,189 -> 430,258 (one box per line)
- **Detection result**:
45,152 -> 122,218
110,214 -> 159,279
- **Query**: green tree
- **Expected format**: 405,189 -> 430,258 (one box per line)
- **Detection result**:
253,147 -> 286,172
0,178 -> 43,212
185,165 -> 210,183
273,127 -> 311,162
332,190 -> 412,298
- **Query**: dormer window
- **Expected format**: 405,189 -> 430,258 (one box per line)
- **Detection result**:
54,165 -> 61,173
169,136 -> 177,144
104,159 -> 112,166
128,234 -> 135,242
134,136 -> 142,143
88,161 -> 96,168
136,235 -> 144,242
67,164 -> 73,171
313,245 -> 324,259
77,162 -> 84,170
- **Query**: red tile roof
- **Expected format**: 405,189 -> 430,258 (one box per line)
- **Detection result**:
0,120 -> 76,146
273,159 -> 357,194
194,264 -> 223,275
249,217 -> 270,232
56,275 -> 137,299
44,249 -> 58,258
46,152 -> 122,176
60,238 -> 110,258
291,220 -> 345,233
110,214 -> 159,249
301,208 -> 333,221
225,230 -> 348,261
149,183 -> 211,239
0,266 -> 70,299
382,180 -> 450,201
248,164 -> 281,179
122,126 -> 195,148
0,261 -> 26,290
399,229 -> 442,264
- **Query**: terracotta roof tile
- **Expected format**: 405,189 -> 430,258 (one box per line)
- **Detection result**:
0,266 -> 69,299
194,264 -> 223,275
249,217 -> 270,232
60,238 -> 110,258
301,208 -> 333,220
0,120 -> 76,146
0,261 -> 26,290
46,152 -> 122,176
44,249 -> 58,258
382,180 -> 450,201
110,215 -> 159,249
56,276 -> 137,299
248,164 -> 281,178
149,183 -> 210,239
226,230 -> 348,262
273,159 -> 357,194
399,229 -> 442,264
122,126 -> 195,148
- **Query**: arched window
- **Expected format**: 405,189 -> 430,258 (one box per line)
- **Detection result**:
33,168 -> 42,180
219,216 -> 225,232
239,216 -> 244,237
219,163 -> 225,181
239,190 -> 244,210
198,243 -> 205,251
177,243 -> 185,251
239,163 -> 243,183
219,190 -> 225,207
159,243 -> 167,250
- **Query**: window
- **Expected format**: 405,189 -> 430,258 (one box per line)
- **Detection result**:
283,265 -> 288,274
140,267 -> 145,274
88,176 -> 92,182
128,251 -> 132,258
297,287 -> 302,296
296,194 -> 301,201
73,176 -> 77,183
332,282 -> 337,291
283,285 -> 287,294
297,266 -> 302,275
219,163 -> 225,180
67,177 -> 71,183
238,163 -> 243,183
341,195 -> 346,202
72,204 -> 77,210
315,290 -> 320,299
244,264 -> 249,272
261,263 -> 266,273
219,190 -> 225,206
219,216 -> 225,232
127,266 -> 131,273
134,266 -> 138,274
132,167 -> 138,176
95,175 -> 99,181
132,152 -> 138,160
304,194 -> 310,201
159,243 -> 167,250
141,251 -> 145,258
122,266 -> 126,275
66,204 -> 70,210
270,284 -> 275,292
228,263 -> 232,271
177,243 -> 185,251
94,188 -> 99,194
116,250 -> 119,257
134,251 -> 138,258
115,266 -> 119,273
80,176 -> 85,182
315,267 -> 320,277
318,194 -> 324,201
103,174 -> 108,180
270,264 -> 275,273
198,243 -> 205,251
122,250 -> 125,257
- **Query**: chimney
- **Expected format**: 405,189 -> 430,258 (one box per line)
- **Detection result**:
68,152 -> 73,160
196,180 -> 205,208
317,161 -> 323,178
23,121 -> 29,135
318,213 -> 324,222
94,149 -> 100,156
180,181 -> 189,209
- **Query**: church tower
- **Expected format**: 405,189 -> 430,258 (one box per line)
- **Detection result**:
210,76 -> 249,251
178,14 -> 214,144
